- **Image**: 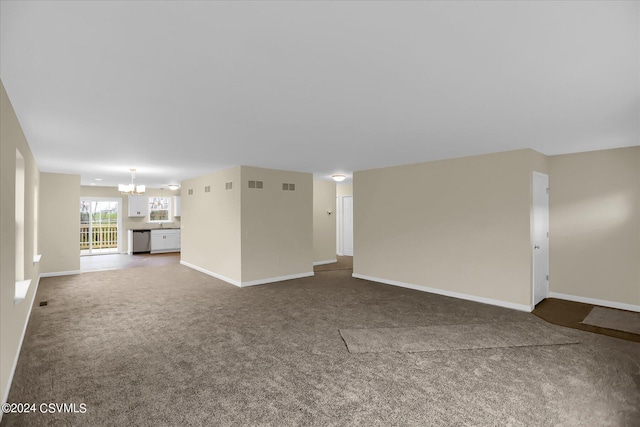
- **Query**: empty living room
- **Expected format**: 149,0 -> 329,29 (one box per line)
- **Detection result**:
1,1 -> 638,426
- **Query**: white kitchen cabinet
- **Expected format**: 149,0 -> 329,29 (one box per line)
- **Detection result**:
128,195 -> 148,217
150,229 -> 180,253
173,195 -> 181,217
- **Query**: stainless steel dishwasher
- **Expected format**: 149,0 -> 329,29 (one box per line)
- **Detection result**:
132,230 -> 151,254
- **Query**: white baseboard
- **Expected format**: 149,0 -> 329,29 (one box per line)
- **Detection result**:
313,259 -> 337,266
180,261 -> 242,287
39,270 -> 81,278
180,261 -> 314,288
2,275 -> 40,419
548,292 -> 640,312
352,273 -> 533,312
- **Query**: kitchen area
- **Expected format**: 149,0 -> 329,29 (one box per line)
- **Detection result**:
79,186 -> 183,272
127,194 -> 181,255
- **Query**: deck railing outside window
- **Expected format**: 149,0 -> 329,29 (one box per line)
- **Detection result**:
80,223 -> 118,250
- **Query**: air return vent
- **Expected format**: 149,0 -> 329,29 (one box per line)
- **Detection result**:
282,183 -> 296,191
204,185 -> 211,193
225,182 -> 233,190
188,189 -> 194,195
248,180 -> 264,189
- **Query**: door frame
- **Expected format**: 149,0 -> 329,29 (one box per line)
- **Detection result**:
80,197 -> 123,255
337,195 -> 353,256
532,172 -> 549,307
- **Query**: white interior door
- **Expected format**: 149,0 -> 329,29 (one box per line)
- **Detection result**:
533,172 -> 549,306
342,196 -> 354,256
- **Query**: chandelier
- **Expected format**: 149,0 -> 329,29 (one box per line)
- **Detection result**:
118,168 -> 146,195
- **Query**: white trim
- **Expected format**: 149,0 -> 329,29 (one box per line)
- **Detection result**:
14,280 -> 31,304
531,171 -> 550,307
352,273 -> 533,312
336,195 -> 342,256
549,292 -> 640,312
313,259 -> 337,266
39,270 -> 81,278
180,261 -> 242,287
241,272 -> 314,287
2,275 -> 40,417
180,261 -> 315,288
340,195 -> 354,257
32,254 -> 42,263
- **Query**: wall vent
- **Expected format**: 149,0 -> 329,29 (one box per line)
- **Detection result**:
225,182 -> 233,190
249,180 -> 263,189
204,185 -> 211,193
282,183 -> 296,191
188,188 -> 194,195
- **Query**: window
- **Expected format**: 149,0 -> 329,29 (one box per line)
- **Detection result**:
149,197 -> 171,222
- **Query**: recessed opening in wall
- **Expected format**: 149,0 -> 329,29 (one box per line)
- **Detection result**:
33,182 -> 39,260
15,149 -> 25,281
15,148 -> 30,303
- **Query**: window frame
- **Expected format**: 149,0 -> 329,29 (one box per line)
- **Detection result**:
148,196 -> 172,223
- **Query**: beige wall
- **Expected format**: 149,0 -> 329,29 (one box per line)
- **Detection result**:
180,167 -> 242,283
337,182 -> 353,198
353,149 -> 547,311
241,166 -> 313,283
80,186 -> 182,254
549,147 -> 640,307
0,82 -> 41,406
313,180 -> 337,264
180,166 -> 313,285
39,173 -> 81,275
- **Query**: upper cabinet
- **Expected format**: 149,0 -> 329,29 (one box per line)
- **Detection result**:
128,195 -> 148,217
173,195 -> 181,217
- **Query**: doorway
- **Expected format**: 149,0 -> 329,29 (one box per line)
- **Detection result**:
80,198 -> 122,255
532,172 -> 549,306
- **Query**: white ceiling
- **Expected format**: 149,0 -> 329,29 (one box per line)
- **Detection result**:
1,1 -> 638,188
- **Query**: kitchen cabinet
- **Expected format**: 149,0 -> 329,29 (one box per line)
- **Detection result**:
173,196 -> 181,217
150,229 -> 180,253
128,195 -> 148,217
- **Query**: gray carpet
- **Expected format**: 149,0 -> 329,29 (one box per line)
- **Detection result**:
581,306 -> 640,335
313,255 -> 353,272
2,264 -> 640,426
340,322 -> 578,354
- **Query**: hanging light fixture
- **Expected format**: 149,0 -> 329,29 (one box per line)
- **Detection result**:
118,168 -> 146,194
332,174 -> 347,182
